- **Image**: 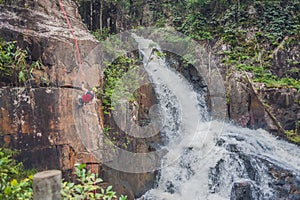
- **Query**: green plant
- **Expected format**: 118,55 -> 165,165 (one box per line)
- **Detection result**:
99,56 -> 139,115
61,163 -> 127,200
285,130 -> 300,144
154,50 -> 166,59
92,28 -> 111,41
0,39 -> 40,86
0,148 -> 35,200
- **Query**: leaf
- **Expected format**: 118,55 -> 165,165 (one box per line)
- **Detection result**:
67,182 -> 74,188
10,179 -> 18,186
4,186 -> 11,195
18,71 -> 24,81
106,185 -> 113,192
74,186 -> 82,194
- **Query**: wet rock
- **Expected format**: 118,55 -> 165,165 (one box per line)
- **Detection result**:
226,71 -> 300,139
209,150 -> 300,199
101,165 -> 155,199
259,87 -> 300,134
230,181 -> 255,200
99,69 -> 161,198
208,159 -> 224,193
209,135 -> 300,200
165,53 -> 207,92
269,168 -> 300,199
165,181 -> 175,194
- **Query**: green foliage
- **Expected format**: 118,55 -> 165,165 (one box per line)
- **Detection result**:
155,0 -> 299,92
155,18 -> 166,28
236,64 -> 300,90
253,1 -> 298,42
92,28 -> 111,41
99,56 -> 139,115
285,130 -> 300,144
61,163 -> 127,200
154,50 -> 166,59
103,125 -> 131,150
0,39 -> 41,86
0,148 -> 35,200
254,76 -> 300,91
213,1 -> 300,91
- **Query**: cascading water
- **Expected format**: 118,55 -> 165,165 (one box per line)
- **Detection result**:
132,34 -> 300,200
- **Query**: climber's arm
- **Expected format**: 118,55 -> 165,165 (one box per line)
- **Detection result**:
81,82 -> 88,93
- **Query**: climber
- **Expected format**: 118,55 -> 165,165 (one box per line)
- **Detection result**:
78,82 -> 97,107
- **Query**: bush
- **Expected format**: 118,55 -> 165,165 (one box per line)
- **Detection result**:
61,163 -> 127,200
99,56 -> 139,115
0,39 -> 41,86
0,148 -> 35,200
0,149 -> 128,200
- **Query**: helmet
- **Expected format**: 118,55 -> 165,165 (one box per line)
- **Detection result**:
92,87 -> 97,93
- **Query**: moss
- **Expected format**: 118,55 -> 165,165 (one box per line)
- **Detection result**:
285,130 -> 300,144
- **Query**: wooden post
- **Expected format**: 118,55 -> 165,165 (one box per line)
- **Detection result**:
33,170 -> 62,200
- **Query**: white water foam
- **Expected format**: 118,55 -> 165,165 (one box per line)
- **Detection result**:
132,34 -> 300,200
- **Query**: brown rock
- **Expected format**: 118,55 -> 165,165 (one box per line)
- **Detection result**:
227,71 -> 300,138
259,87 -> 300,133
0,2 -> 99,87
0,87 -> 102,171
227,72 -> 251,127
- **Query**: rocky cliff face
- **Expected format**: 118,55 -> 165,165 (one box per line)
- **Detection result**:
0,0 -> 101,171
0,0 -> 98,87
0,1 -> 160,198
227,70 -> 300,141
0,87 -> 101,170
74,0 -> 300,144
102,73 -> 161,198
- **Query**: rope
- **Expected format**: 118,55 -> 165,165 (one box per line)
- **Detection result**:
58,0 -> 85,81
58,0 -> 94,173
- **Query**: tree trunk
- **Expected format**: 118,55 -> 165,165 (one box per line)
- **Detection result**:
90,0 -> 93,30
33,170 -> 62,200
100,0 -> 103,33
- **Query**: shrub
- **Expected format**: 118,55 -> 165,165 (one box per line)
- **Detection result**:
0,39 -> 41,86
61,163 -> 127,200
0,148 -> 35,200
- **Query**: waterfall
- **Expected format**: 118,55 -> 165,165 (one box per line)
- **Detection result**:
132,34 -> 300,200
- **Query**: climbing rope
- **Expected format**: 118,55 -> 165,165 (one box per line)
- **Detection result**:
58,0 -> 94,172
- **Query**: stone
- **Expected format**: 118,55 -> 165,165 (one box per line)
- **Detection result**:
226,71 -> 300,139
101,75 -> 161,198
102,165 -> 155,199
259,87 -> 300,134
227,72 -> 251,127
230,181 -> 254,200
